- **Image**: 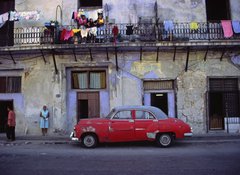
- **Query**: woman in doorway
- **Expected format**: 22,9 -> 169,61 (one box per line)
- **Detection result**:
40,105 -> 49,136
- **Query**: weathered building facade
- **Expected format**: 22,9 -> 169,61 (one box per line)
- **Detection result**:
0,0 -> 240,136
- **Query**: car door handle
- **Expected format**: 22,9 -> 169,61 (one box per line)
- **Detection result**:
129,119 -> 134,123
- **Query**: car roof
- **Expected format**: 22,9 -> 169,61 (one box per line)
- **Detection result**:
112,105 -> 168,119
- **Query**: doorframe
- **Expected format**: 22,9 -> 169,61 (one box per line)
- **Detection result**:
207,76 -> 240,132
144,90 -> 176,118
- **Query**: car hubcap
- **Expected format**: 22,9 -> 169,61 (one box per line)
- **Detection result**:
160,135 -> 171,146
83,135 -> 95,147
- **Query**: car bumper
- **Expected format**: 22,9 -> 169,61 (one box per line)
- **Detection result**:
70,132 -> 79,141
184,133 -> 193,137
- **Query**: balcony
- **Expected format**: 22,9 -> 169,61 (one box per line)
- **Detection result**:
0,23 -> 240,46
0,21 -> 239,73
0,22 -> 239,51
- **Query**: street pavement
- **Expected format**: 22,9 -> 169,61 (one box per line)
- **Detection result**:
1,132 -> 240,146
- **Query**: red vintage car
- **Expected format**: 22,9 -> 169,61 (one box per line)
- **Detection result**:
70,106 -> 192,148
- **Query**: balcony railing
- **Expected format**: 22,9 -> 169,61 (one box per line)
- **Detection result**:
11,22 -> 240,46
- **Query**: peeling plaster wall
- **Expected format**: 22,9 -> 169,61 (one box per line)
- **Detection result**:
230,0 -> 240,20
0,50 -> 239,135
2,0 -> 239,135
14,0 -> 240,26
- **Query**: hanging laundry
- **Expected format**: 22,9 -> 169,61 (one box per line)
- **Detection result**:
190,22 -> 199,30
126,25 -> 133,35
88,27 -> 97,36
164,20 -> 174,31
72,29 -> 81,34
221,20 -> 233,38
0,12 -> 9,28
232,21 -> 240,34
9,11 -> 19,21
17,11 -> 40,21
81,28 -> 90,38
60,29 -> 67,41
64,30 -> 74,41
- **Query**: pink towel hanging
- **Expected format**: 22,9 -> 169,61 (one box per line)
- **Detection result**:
221,20 -> 233,38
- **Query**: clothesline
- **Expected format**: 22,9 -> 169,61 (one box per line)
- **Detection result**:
0,10 -> 40,28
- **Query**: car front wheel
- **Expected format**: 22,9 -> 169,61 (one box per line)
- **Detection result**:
156,133 -> 173,147
82,134 -> 98,148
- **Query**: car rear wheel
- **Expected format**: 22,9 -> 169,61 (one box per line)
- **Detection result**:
156,133 -> 173,147
82,134 -> 98,148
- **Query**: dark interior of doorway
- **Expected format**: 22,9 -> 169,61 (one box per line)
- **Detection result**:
151,93 -> 168,115
0,100 -> 13,133
209,92 -> 224,130
0,0 -> 15,46
206,0 -> 230,21
78,100 -> 88,121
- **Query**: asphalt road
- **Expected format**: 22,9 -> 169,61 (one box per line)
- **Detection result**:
0,141 -> 240,175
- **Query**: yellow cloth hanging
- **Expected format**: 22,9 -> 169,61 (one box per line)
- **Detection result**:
72,29 -> 81,33
190,22 -> 199,30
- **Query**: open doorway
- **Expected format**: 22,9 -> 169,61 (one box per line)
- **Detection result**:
209,92 -> 224,130
151,93 -> 168,115
206,0 -> 231,21
0,100 -> 13,133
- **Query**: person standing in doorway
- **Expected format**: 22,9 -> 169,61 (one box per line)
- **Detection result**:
40,105 -> 49,136
7,106 -> 16,141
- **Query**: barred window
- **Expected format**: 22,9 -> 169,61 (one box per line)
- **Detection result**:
0,76 -> 21,93
72,71 -> 106,89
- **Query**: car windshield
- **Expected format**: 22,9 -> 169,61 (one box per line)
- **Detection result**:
105,109 -> 116,119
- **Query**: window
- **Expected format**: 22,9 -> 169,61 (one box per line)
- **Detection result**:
135,110 -> 155,120
144,80 -> 174,90
79,0 -> 102,7
0,76 -> 21,93
72,71 -> 106,89
113,111 -> 132,120
206,0 -> 230,21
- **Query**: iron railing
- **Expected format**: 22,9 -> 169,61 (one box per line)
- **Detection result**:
11,22 -> 240,46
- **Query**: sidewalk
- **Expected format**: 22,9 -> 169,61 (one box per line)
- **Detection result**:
0,133 -> 240,146
0,134 -> 70,146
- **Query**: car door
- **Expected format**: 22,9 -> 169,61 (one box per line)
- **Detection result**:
134,110 -> 159,141
108,110 -> 135,142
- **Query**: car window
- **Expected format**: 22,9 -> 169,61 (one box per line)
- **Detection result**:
135,110 -> 155,119
113,110 -> 132,119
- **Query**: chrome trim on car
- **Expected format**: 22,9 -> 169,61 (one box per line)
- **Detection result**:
184,133 -> 193,137
147,132 -> 157,139
135,128 -> 145,131
70,132 -> 79,141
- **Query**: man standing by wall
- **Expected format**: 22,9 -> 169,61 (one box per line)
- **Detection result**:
7,106 -> 16,141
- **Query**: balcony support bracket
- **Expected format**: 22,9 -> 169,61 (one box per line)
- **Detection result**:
40,50 -> 47,64
156,47 -> 159,62
89,48 -> 93,61
173,46 -> 177,62
220,47 -> 225,61
204,46 -> 209,61
185,47 -> 190,72
9,51 -> 16,64
106,48 -> 109,61
115,47 -> 119,71
140,47 -> 143,62
73,48 -> 77,62
51,50 -> 58,74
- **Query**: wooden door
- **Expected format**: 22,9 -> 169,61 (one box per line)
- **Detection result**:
77,92 -> 99,121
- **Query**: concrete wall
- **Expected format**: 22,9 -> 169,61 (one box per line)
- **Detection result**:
0,49 -> 240,135
14,0 -> 240,27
